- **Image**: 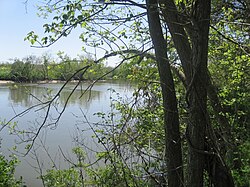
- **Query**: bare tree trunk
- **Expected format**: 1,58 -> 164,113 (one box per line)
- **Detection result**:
184,1 -> 211,186
147,0 -> 235,186
146,1 -> 184,186
159,0 -> 234,186
159,1 -> 210,186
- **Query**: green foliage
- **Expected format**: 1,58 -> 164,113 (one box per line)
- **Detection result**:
42,168 -> 82,187
10,57 -> 43,82
0,54 -> 114,82
209,11 -> 250,185
231,142 -> 250,187
14,0 -> 250,186
0,154 -> 23,187
41,146 -> 163,187
0,64 -> 11,80
88,84 -> 167,186
86,160 -> 150,187
41,147 -> 84,187
114,56 -> 158,81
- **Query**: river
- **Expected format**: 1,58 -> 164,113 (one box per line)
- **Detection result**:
0,81 -> 134,186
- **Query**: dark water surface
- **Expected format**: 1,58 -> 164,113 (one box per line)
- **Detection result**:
0,81 -> 133,186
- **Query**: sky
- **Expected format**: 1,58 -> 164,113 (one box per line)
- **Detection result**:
0,0 -> 85,63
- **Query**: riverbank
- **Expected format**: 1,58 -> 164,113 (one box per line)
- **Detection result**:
0,79 -> 123,85
0,80 -> 64,85
0,80 -> 14,84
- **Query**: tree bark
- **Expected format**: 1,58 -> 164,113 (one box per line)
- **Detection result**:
158,0 -> 192,83
186,0 -> 211,185
146,1 -> 184,187
159,1 -> 210,186
159,0 -> 235,186
144,0 -> 235,186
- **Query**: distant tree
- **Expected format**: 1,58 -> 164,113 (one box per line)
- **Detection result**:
0,63 -> 11,80
41,53 -> 53,80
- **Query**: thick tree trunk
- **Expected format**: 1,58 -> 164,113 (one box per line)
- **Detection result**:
159,1 -> 210,186
159,0 -> 234,186
185,1 -> 211,186
205,154 -> 235,187
148,0 -> 235,186
146,1 -> 184,187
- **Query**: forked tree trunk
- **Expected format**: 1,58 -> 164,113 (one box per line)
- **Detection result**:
146,0 -> 184,186
159,0 -> 234,186
146,0 -> 234,186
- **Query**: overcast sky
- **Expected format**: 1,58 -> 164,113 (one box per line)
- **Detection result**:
0,0 -> 85,63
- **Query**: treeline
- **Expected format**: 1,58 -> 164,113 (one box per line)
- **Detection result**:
0,54 -> 120,82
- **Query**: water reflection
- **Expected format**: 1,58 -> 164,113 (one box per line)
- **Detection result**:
0,81 -> 133,187
7,83 -> 102,109
8,85 -> 44,107
59,89 -> 101,108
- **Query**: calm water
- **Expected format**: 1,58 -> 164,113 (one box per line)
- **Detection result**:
0,81 -> 133,186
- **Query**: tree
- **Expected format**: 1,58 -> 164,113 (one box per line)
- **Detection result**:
10,56 -> 44,82
41,53 -> 53,80
146,1 -> 183,186
22,0 -> 250,186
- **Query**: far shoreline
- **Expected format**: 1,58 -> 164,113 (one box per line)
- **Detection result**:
0,80 -> 15,84
0,79 -> 121,85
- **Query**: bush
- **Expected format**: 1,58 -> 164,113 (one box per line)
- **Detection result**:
0,154 -> 23,187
